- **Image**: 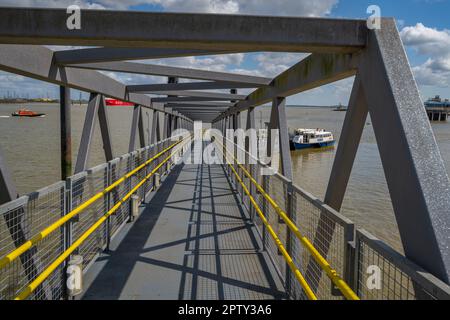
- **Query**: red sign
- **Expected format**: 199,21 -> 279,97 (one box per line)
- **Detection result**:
105,98 -> 134,106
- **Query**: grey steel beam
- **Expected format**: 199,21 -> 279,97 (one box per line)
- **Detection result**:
215,52 -> 359,121
273,98 -> 292,180
175,111 -> 223,115
324,75 -> 368,211
146,109 -> 154,144
163,108 -> 172,139
359,19 -> 450,283
246,107 -> 256,220
0,8 -> 367,52
69,61 -> 271,86
127,81 -> 258,93
168,102 -> 234,108
152,97 -> 234,103
97,95 -> 114,161
59,86 -> 72,180
174,112 -> 225,116
0,44 -> 189,120
170,107 -> 226,111
179,110 -> 222,114
54,47 -> 237,64
150,90 -> 246,101
129,105 -> 142,152
151,111 -> 161,144
74,93 -> 100,173
0,146 -> 17,204
138,108 -> 146,148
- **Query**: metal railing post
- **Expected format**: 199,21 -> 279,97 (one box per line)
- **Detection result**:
105,162 -> 112,252
286,181 -> 294,297
262,174 -> 268,251
343,223 -> 356,292
64,178 -> 73,300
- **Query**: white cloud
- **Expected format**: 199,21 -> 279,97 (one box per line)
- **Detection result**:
400,23 -> 450,88
0,0 -> 106,9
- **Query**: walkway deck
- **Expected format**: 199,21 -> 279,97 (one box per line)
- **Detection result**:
81,159 -> 287,300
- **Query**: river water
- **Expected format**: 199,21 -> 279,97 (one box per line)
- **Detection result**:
1,103 -> 450,252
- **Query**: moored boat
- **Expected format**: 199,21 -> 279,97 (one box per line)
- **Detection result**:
11,109 -> 46,117
291,128 -> 335,150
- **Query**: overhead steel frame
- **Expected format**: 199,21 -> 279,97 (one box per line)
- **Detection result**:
0,8 -> 448,288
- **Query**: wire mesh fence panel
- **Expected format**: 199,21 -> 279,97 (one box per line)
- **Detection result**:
129,150 -> 144,200
69,164 -> 108,271
263,174 -> 289,287
109,153 -> 132,237
355,229 -> 450,300
251,162 -> 265,243
0,182 -> 66,300
291,186 -> 350,300
142,146 -> 154,195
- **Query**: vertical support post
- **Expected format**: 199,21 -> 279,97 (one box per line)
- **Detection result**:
262,174 -> 268,252
0,146 -> 18,204
151,110 -> 161,144
138,107 -> 146,149
163,111 -> 169,140
60,86 -> 72,180
222,116 -> 228,165
75,93 -> 101,173
246,107 -> 256,220
273,97 -> 293,180
129,104 -> 141,152
97,95 -> 114,162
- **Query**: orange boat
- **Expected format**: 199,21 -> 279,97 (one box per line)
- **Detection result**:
11,109 -> 46,117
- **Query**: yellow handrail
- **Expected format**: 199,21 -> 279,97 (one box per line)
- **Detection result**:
214,137 -> 359,300
226,157 -> 318,300
0,137 -> 186,271
14,139 -> 190,300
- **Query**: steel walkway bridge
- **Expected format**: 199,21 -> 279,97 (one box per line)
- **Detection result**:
1,7 -> 450,300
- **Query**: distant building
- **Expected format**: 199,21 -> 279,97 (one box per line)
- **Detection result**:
424,95 -> 450,121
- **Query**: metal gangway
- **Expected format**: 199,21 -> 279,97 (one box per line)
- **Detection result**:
1,7 -> 450,300
1,133 -> 449,300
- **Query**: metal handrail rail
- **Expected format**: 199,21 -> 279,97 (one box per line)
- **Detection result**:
14,138 -> 191,300
0,135 -> 187,271
213,136 -> 359,300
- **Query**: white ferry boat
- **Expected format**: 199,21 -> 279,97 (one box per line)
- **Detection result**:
291,128 -> 335,150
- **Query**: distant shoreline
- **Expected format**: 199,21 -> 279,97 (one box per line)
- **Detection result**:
0,101 -> 342,109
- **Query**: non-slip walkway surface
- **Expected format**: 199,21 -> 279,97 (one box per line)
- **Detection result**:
82,151 -> 286,300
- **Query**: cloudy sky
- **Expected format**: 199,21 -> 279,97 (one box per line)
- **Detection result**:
0,0 -> 449,106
